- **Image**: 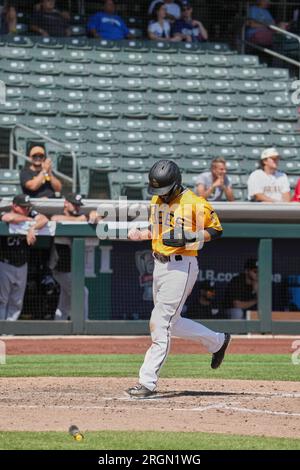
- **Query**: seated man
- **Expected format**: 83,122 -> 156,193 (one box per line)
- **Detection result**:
172,1 -> 208,42
225,259 -> 258,320
0,194 -> 48,321
247,148 -> 290,202
30,0 -> 70,37
20,145 -> 62,199
246,0 -> 275,47
87,0 -> 130,40
195,158 -> 234,201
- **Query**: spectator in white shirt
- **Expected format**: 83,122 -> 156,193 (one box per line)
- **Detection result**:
195,157 -> 235,201
148,1 -> 172,40
247,148 -> 291,202
148,0 -> 181,22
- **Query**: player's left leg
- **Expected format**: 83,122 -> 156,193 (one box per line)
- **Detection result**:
6,263 -> 27,321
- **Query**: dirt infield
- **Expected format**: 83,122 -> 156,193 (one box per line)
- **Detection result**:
2,336 -> 297,355
0,377 -> 299,438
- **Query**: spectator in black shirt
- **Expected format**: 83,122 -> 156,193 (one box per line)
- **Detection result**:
30,0 -> 70,37
20,145 -> 62,199
0,194 -> 48,321
50,194 -> 89,321
184,280 -> 220,319
225,259 -> 258,319
0,1 -> 17,34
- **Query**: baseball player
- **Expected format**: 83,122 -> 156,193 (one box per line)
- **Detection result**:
126,160 -> 231,398
0,194 -> 48,321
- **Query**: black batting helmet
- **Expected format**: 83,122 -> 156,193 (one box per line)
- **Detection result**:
148,160 -> 182,196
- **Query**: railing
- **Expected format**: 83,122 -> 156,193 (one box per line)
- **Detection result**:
9,123 -> 77,193
242,19 -> 300,77
0,203 -> 299,335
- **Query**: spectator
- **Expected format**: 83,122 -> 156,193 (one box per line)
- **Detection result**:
172,1 -> 208,42
148,1 -> 172,40
50,193 -> 89,321
30,0 -> 70,37
0,194 -> 48,321
0,1 -> 17,34
20,145 -> 62,199
185,280 -> 220,319
292,178 -> 300,202
195,157 -> 235,201
247,148 -> 291,202
225,259 -> 258,319
148,0 -> 181,22
87,0 -> 130,40
246,0 -> 275,47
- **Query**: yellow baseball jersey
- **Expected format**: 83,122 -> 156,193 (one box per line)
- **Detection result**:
150,188 -> 222,256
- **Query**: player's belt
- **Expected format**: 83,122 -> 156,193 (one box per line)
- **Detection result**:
153,252 -> 182,263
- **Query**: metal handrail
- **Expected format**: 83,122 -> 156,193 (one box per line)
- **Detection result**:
243,19 -> 300,77
9,123 -> 77,193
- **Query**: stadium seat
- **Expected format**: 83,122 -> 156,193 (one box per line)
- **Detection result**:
85,77 -> 117,90
148,52 -> 174,66
91,50 -> 119,64
210,146 -> 241,159
120,52 -> 148,65
94,39 -> 121,51
177,93 -> 208,106
0,46 -> 32,60
146,120 -> 178,133
239,107 -> 267,120
115,77 -> 146,91
281,161 -> 300,173
146,132 -> 175,144
229,55 -> 259,67
0,59 -> 29,74
148,104 -> 178,120
211,106 -> 239,120
118,104 -> 149,119
26,101 -> 57,116
181,158 -> 209,173
56,89 -> 86,103
117,131 -> 144,143
0,185 -> 19,197
213,121 -> 238,133
178,121 -> 209,133
6,87 -> 23,100
91,90 -> 117,103
146,92 -> 174,104
89,103 -> 120,118
0,169 -> 20,184
0,114 -> 18,127
270,107 -> 298,121
180,105 -> 210,120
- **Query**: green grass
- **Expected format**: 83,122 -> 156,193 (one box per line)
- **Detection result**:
0,354 -> 298,381
0,431 -> 299,450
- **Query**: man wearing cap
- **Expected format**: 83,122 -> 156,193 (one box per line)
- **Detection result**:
172,1 -> 208,42
225,259 -> 258,319
50,194 -> 89,320
20,145 -> 62,199
0,195 -> 48,321
247,147 -> 291,202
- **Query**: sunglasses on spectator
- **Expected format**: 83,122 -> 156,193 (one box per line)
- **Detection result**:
32,154 -> 46,160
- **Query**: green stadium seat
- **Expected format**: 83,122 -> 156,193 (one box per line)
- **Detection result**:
34,37 -> 63,48
281,161 -> 300,173
24,87 -> 58,101
240,106 -> 267,120
241,121 -> 268,133
176,132 -> 206,145
55,76 -> 89,89
31,47 -> 61,61
26,101 -> 57,116
86,130 -> 115,143
270,122 -> 297,134
270,107 -> 298,121
228,174 -> 242,187
0,100 -> 24,115
82,143 -> 116,156
117,119 -> 147,132
0,59 -> 29,74
213,121 -> 238,133
229,67 -> 260,80
205,67 -> 230,80
176,93 -> 208,106
88,63 -> 119,77
210,146 -> 241,159
262,93 -> 290,107
112,143 -> 151,158
118,104 -> 148,119
57,62 -> 89,76
204,79 -> 233,93
181,158 -> 209,173
201,54 -> 230,67
117,157 -> 145,171
234,80 -> 262,93
179,145 -> 208,159
211,106 -> 239,120
120,40 -> 148,52
85,76 -> 117,90
229,55 -> 259,67
4,35 -> 33,47
62,49 -> 91,63
181,172 -> 202,189
149,41 -> 177,53
63,37 -> 92,50
146,120 -> 178,133
232,188 -> 246,200
118,64 -> 145,77
89,103 -> 120,118
89,90 -> 117,103
199,42 -> 231,53
262,81 -> 289,92
207,93 -> 236,106
0,46 -> 32,60
0,169 -> 20,184
257,68 -> 289,80
209,133 -> 238,146
55,129 -> 86,143
177,42 -> 205,54
146,92 -> 174,104
234,93 -> 263,106
119,51 -> 147,65
175,53 -> 202,66
173,65 -> 203,79
224,160 -> 243,173
0,114 -> 18,127
178,121 -> 209,133
0,72 -> 29,87
148,104 -> 178,120
30,61 -> 59,75
242,146 -> 264,160
147,144 -> 177,158
180,105 -> 210,120
0,185 -> 19,197
56,89 -> 86,102
144,78 -> 174,91
146,131 -> 175,144
69,25 -> 86,37
6,87 -> 23,100
29,75 -> 55,88
94,39 -> 121,51
55,116 -> 87,130
238,133 -> 268,147
115,77 -> 146,91
56,102 -> 88,117
145,65 -> 174,78
148,52 -> 174,66
272,135 -> 299,147
117,131 -> 144,143
174,79 -> 204,92
88,50 -> 118,65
